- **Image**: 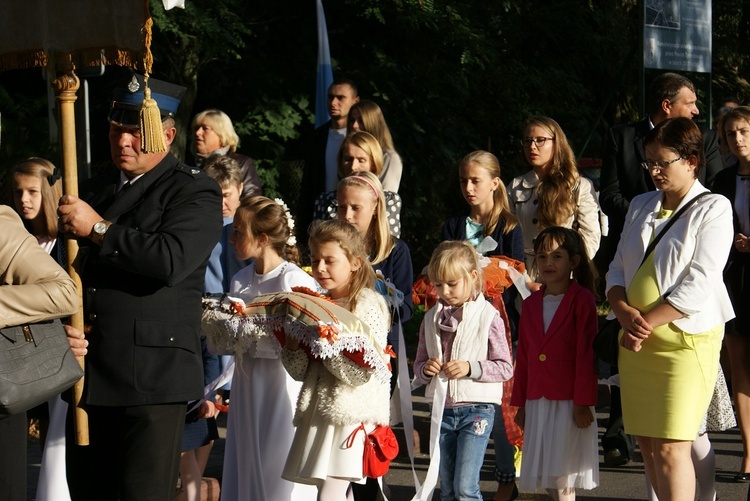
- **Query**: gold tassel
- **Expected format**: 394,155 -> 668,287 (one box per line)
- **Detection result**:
138,1 -> 166,153
139,83 -> 167,153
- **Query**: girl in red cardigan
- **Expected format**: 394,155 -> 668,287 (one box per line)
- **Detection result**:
511,227 -> 599,500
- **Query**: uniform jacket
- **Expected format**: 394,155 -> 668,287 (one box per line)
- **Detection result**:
599,118 -> 724,236
510,281 -> 598,407
78,154 -> 222,406
0,206 -> 78,328
605,180 -> 734,334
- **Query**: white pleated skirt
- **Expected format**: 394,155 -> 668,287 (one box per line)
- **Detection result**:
519,398 -> 599,491
282,390 -> 372,486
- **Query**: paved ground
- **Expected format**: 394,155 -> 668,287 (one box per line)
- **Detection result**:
27,385 -> 750,500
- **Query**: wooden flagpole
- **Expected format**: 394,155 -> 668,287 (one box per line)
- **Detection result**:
52,65 -> 89,446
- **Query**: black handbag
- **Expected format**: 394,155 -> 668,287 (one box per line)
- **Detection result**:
595,192 -> 709,365
0,318 -> 84,416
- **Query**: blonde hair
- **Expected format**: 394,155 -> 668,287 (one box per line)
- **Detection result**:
234,196 -> 299,264
337,131 -> 384,177
202,155 -> 243,188
347,100 -> 395,151
191,109 -> 240,154
10,157 -> 62,238
459,150 -> 519,236
427,241 -> 483,294
337,171 -> 395,265
523,116 -> 579,229
308,219 -> 375,311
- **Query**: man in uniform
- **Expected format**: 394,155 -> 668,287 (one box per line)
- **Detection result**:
60,75 -> 222,500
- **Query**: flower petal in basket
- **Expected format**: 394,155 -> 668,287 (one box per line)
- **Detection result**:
238,291 -> 391,383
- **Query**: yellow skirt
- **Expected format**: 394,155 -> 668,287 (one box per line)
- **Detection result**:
618,247 -> 722,440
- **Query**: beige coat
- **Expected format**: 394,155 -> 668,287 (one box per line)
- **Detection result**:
0,206 -> 78,328
508,170 -> 602,278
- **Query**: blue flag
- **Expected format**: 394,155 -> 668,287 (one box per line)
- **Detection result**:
315,0 -> 334,128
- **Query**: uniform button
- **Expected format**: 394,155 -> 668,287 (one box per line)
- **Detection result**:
112,251 -> 119,257
87,287 -> 96,294
169,337 -> 175,342
532,218 -> 538,224
533,199 -> 538,205
539,354 -> 547,362
88,313 -> 97,321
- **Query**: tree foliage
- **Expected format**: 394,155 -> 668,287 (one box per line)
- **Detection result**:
2,0 -> 749,266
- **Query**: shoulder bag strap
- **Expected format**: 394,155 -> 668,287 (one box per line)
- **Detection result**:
639,191 -> 709,268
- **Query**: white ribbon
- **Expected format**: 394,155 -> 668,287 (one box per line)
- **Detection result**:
375,271 -> 405,309
497,259 -> 532,300
162,0 -> 186,9
411,373 -> 448,501
391,321 -> 421,491
475,235 -> 498,256
187,358 -> 235,414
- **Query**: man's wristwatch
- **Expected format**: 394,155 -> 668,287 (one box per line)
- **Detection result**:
91,220 -> 112,245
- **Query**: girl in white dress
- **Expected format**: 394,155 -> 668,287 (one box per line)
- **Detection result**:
281,219 -> 391,501
511,227 -> 599,500
220,196 -> 318,501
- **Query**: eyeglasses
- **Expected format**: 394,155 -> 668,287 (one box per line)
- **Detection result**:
641,157 -> 684,172
521,137 -> 555,148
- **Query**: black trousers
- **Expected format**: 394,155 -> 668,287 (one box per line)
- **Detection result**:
602,385 -> 636,457
66,403 -> 186,501
0,412 -> 27,501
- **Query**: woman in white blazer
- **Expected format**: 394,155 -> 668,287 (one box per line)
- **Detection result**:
606,118 -> 734,501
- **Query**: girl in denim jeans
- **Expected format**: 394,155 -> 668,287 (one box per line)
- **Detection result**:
414,241 -> 513,500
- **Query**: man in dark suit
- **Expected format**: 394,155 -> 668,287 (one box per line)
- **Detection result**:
296,77 -> 359,257
59,75 -> 222,501
597,72 -> 724,468
600,72 -> 723,239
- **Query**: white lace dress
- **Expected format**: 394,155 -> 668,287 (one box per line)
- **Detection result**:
220,262 -> 319,501
699,365 -> 736,434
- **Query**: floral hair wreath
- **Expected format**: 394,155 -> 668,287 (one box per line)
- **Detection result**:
274,198 -> 297,246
